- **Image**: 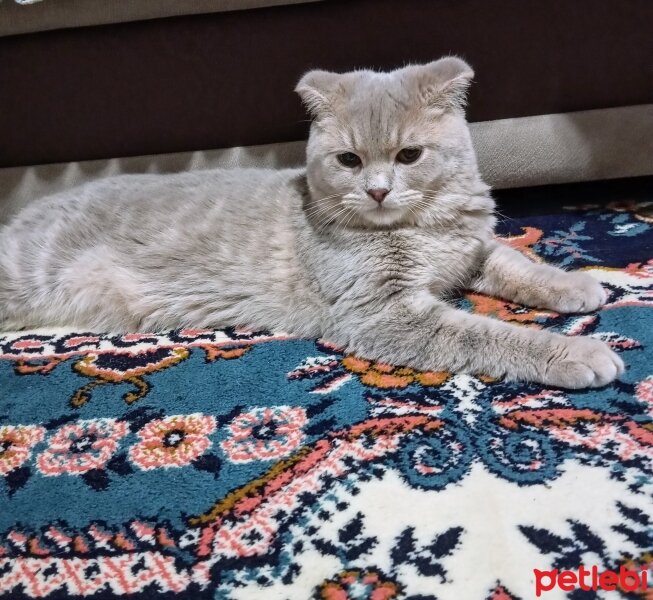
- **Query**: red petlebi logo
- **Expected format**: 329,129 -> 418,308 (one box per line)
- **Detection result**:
534,565 -> 651,596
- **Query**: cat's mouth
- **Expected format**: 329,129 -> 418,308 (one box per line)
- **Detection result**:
360,203 -> 405,226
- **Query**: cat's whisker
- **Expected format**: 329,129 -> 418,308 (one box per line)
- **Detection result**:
335,206 -> 359,235
312,205 -> 353,231
303,193 -> 343,212
491,206 -> 511,227
315,193 -> 343,201
304,204 -> 340,220
305,192 -> 343,204
303,197 -> 346,219
318,197 -> 360,234
311,208 -> 346,230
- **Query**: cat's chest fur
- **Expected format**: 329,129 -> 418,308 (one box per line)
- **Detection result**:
305,228 -> 485,307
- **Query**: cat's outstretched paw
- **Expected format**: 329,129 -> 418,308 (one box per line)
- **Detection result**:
544,271 -> 607,314
544,336 -> 624,389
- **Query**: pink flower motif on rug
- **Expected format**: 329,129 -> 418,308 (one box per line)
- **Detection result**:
130,414 -> 217,470
0,424 -> 45,475
37,419 -> 127,476
636,375 -> 653,416
221,406 -> 307,463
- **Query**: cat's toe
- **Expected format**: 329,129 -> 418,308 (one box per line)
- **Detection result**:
550,272 -> 607,314
544,336 -> 624,389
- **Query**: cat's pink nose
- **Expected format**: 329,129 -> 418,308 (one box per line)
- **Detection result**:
367,188 -> 390,204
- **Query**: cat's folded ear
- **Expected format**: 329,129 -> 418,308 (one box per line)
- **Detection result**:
408,56 -> 474,112
295,70 -> 342,117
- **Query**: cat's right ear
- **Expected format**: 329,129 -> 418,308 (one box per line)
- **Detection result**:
295,70 -> 342,117
411,57 -> 475,112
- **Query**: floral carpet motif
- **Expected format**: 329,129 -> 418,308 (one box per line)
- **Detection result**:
0,199 -> 652,599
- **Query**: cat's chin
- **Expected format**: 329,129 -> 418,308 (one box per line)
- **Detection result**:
358,206 -> 407,228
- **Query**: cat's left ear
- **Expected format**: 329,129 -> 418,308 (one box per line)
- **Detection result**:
410,57 -> 474,112
295,70 -> 342,117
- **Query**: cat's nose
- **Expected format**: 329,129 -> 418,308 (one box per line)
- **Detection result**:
367,188 -> 390,204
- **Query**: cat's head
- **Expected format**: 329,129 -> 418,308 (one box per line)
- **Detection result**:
296,57 -> 488,229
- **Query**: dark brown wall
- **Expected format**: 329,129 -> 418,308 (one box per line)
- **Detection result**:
1,0 -> 652,167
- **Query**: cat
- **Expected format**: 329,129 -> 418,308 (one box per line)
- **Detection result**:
0,57 -> 623,388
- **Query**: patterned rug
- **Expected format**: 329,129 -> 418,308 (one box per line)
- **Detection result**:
1,196 -> 652,599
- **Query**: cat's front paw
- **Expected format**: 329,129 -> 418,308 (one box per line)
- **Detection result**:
545,271 -> 607,314
544,336 -> 624,389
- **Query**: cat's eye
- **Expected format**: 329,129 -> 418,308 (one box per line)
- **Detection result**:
396,147 -> 423,164
337,152 -> 362,168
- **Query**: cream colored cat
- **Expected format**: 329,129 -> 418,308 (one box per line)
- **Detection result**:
0,58 -> 623,388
